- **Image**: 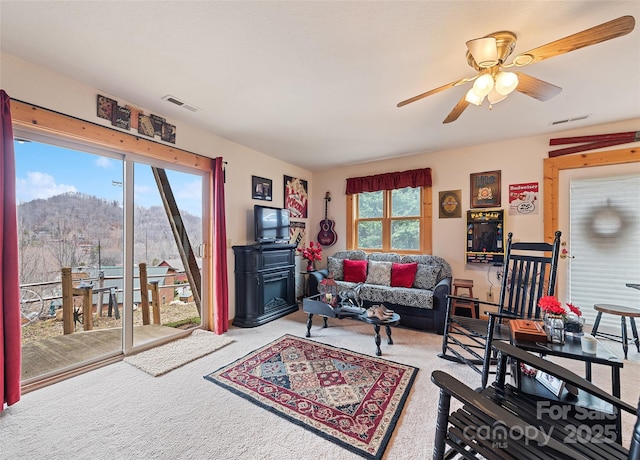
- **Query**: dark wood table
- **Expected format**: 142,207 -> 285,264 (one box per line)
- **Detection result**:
512,335 -> 625,443
512,335 -> 623,396
302,295 -> 400,356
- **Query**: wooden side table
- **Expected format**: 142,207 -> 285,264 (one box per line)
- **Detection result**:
592,303 -> 640,359
451,279 -> 477,318
299,271 -> 313,300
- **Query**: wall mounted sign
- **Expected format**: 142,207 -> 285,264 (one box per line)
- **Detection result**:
290,221 -> 306,250
252,176 -> 272,201
111,105 -> 131,130
470,170 -> 501,208
138,114 -> 156,137
439,190 -> 462,218
96,94 -> 176,144
284,175 -> 308,218
97,95 -> 116,121
509,182 -> 539,215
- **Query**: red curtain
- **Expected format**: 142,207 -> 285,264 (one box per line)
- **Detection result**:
345,167 -> 432,194
212,157 -> 228,334
1,90 -> 21,412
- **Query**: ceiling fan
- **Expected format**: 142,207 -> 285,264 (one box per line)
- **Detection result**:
397,15 -> 635,123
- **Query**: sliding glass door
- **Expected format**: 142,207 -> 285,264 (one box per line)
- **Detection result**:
15,138 -> 125,382
131,162 -> 203,348
15,135 -> 205,385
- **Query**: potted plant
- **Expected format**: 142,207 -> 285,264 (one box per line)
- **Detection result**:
298,241 -> 322,272
537,296 -> 584,344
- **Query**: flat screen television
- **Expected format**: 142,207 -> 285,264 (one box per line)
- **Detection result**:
254,205 -> 290,243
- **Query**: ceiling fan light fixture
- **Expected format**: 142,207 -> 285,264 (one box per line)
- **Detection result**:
488,88 -> 507,105
465,88 -> 484,106
513,54 -> 534,67
472,73 -> 494,98
466,37 -> 499,68
495,71 -> 519,95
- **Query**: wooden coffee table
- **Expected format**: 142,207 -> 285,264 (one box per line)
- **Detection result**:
302,295 -> 400,356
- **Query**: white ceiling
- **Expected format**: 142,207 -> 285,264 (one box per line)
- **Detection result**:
1,1 -> 639,171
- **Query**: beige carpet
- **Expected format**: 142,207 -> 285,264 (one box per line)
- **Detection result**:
1,309 -> 638,459
124,329 -> 234,376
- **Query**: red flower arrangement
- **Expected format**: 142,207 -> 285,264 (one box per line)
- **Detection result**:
297,241 -> 323,262
566,302 -> 582,317
537,295 -> 582,317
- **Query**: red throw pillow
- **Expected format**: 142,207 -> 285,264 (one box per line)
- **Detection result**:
391,262 -> 418,288
343,259 -> 368,283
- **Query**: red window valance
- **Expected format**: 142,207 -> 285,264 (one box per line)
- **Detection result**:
345,167 -> 432,195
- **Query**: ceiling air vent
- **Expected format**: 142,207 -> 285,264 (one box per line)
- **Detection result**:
162,95 -> 200,112
550,114 -> 591,126
182,104 -> 198,112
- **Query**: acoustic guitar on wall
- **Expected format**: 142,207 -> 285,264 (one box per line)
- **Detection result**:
317,191 -> 337,247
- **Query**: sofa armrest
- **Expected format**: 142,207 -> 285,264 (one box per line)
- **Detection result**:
307,269 -> 329,296
432,277 -> 452,335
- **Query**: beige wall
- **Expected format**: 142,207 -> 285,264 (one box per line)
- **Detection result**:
2,51 -> 639,317
311,118 -> 640,303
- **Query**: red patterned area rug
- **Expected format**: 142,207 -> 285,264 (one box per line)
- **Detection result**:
204,334 -> 418,460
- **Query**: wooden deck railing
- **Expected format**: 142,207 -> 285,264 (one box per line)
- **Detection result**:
60,264 -> 163,334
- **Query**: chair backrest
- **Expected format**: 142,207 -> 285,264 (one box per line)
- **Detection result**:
497,231 -> 561,319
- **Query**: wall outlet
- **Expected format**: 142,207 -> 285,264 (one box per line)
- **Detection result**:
487,291 -> 494,302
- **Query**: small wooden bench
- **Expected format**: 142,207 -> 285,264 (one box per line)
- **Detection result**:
592,303 -> 640,359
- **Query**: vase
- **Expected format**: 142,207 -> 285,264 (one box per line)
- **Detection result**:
306,260 -> 315,272
545,314 -> 565,344
565,313 -> 584,333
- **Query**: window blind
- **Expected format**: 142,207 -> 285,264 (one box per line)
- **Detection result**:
569,174 -> 640,333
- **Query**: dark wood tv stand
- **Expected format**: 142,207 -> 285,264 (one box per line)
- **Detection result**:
232,243 -> 298,327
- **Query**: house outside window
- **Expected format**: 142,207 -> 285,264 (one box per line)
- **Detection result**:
346,168 -> 432,254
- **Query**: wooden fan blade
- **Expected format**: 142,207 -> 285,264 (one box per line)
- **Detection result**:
514,72 -> 562,101
513,15 -> 635,66
397,77 -> 470,108
443,96 -> 470,124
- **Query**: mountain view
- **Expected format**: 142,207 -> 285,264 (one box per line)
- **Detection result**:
18,192 -> 203,286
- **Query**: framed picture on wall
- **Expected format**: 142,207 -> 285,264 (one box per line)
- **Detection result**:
97,95 -> 116,121
470,170 -> 501,208
252,176 -> 272,201
138,114 -> 155,137
284,175 -> 308,218
290,221 -> 306,249
161,122 -> 176,144
111,104 -> 131,130
150,114 -> 165,136
439,190 -> 462,218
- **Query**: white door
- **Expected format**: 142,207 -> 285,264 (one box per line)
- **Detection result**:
558,165 -> 640,330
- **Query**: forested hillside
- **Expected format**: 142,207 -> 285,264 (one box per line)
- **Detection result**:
18,192 -> 202,284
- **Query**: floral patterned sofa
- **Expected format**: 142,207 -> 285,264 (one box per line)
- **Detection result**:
308,250 -> 452,334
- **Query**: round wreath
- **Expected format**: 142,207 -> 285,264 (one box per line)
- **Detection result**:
586,200 -> 629,240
